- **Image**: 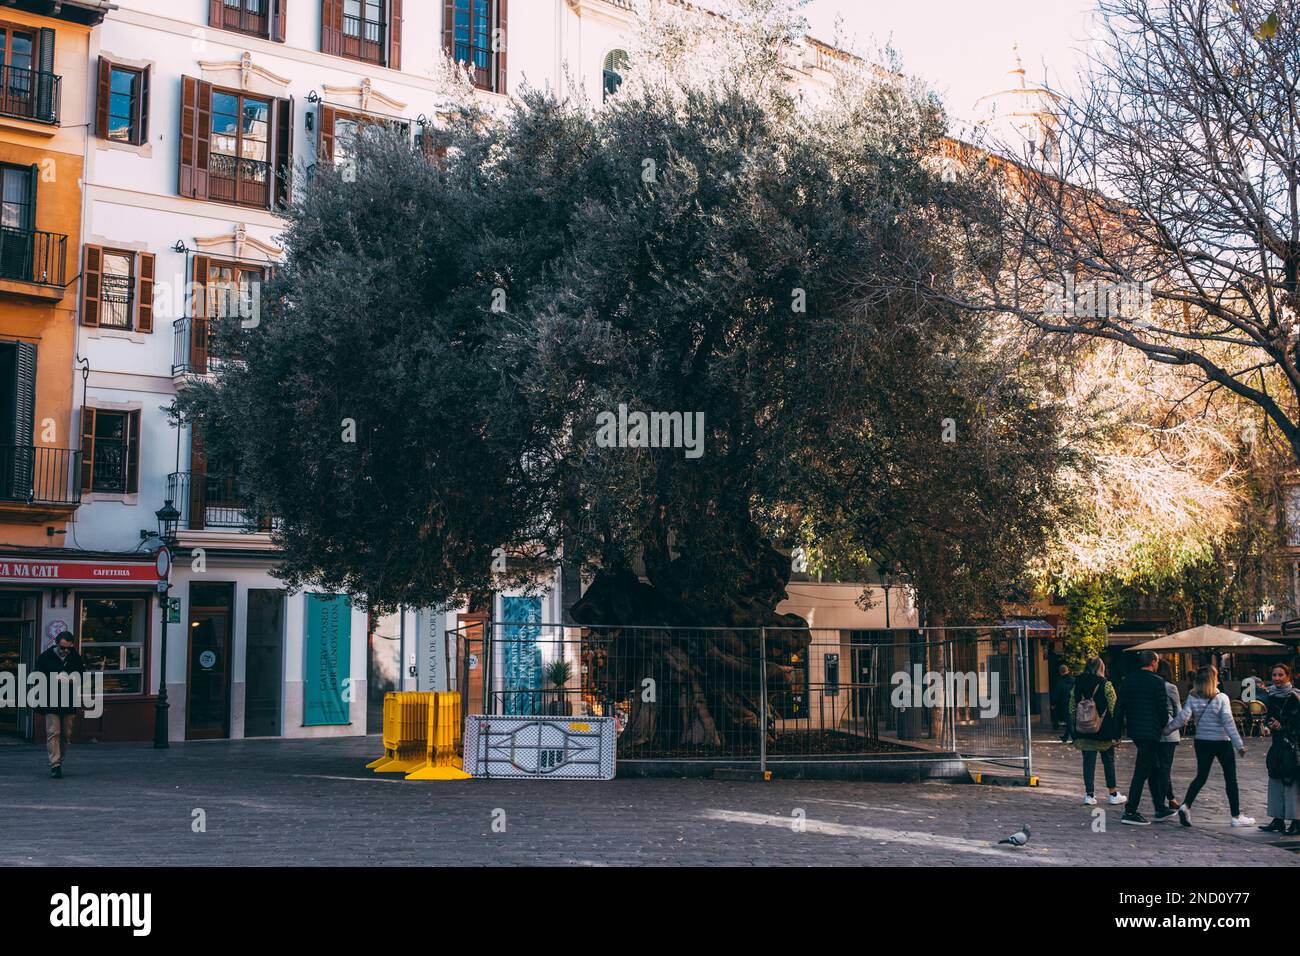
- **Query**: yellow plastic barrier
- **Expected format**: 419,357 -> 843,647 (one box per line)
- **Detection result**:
406,691 -> 470,780
367,691 -> 435,774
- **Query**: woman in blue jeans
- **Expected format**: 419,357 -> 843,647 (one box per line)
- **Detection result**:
1070,658 -> 1125,806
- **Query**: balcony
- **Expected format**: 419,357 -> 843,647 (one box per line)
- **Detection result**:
167,470 -> 275,532
0,65 -> 61,125
208,153 -> 271,208
0,227 -> 68,302
173,317 -> 210,377
0,445 -> 81,522
216,0 -> 270,38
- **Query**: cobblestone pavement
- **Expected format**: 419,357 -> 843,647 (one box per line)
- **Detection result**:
0,731 -> 1296,866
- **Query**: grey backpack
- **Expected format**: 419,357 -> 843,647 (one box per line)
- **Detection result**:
1076,684 -> 1104,734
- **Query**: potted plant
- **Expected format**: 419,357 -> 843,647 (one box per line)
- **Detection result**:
545,658 -> 573,716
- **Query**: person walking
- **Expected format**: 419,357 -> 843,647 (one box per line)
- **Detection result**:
1118,649 -> 1175,825
1070,657 -> 1125,807
1258,663 -> 1300,835
1156,658 -> 1182,812
1164,664 -> 1255,828
33,631 -> 85,779
1053,664 -> 1076,742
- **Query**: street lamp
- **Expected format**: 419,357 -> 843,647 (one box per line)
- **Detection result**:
878,560 -> 896,630
153,499 -> 180,749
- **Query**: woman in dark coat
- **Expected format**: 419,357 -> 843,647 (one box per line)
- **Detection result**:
1070,657 -> 1124,806
1259,663 -> 1300,834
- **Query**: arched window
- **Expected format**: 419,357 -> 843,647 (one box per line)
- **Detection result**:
602,49 -> 628,101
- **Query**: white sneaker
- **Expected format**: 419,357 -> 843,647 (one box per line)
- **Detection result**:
1107,792 -> 1126,805
1231,815 -> 1256,827
1083,794 -> 1097,805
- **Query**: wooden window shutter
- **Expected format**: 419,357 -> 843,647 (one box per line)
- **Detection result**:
442,0 -> 454,58
189,426 -> 207,530
208,0 -> 223,27
138,66 -> 151,146
95,57 -> 111,140
179,76 -> 213,200
136,252 -> 156,332
12,342 -> 35,496
82,245 -> 102,327
126,411 -> 141,494
191,255 -> 212,374
319,105 -> 337,166
321,0 -> 345,56
274,96 -> 294,209
79,407 -> 96,495
389,0 -> 403,70
35,28 -> 55,122
272,0 -> 287,42
496,0 -> 507,94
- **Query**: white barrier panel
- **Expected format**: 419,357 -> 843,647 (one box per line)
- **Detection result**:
464,715 -> 616,780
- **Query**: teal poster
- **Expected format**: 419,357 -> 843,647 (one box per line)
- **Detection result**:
304,593 -> 351,725
502,596 -> 542,715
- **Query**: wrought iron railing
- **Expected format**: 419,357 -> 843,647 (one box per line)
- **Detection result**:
217,0 -> 270,37
341,15 -> 387,64
0,65 -> 60,124
208,153 -> 271,207
167,470 -> 274,531
0,226 -> 67,288
0,445 -> 80,505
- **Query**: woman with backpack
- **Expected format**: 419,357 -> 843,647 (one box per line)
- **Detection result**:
1070,657 -> 1125,806
1164,665 -> 1255,828
1258,663 -> 1300,835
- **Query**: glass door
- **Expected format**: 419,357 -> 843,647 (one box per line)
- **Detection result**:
186,582 -> 234,739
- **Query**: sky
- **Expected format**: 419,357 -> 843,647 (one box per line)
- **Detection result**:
802,0 -> 1101,124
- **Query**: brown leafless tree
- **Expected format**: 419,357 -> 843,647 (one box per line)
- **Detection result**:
963,0 -> 1300,462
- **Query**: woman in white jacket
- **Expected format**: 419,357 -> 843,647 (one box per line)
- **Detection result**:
1164,665 -> 1255,828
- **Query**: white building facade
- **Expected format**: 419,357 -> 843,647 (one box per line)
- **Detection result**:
58,0 -> 895,743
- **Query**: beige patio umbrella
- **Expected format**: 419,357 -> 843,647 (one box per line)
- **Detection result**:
1126,625 -> 1286,652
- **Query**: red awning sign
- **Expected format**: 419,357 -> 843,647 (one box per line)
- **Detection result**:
0,559 -> 159,586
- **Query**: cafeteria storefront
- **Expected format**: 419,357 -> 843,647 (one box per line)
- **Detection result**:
0,549 -> 161,743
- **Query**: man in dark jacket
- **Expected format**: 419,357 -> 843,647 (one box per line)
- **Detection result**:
1119,650 -> 1176,825
34,632 -> 85,778
1053,665 -> 1076,742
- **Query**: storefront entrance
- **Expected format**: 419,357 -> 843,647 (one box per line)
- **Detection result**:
0,595 -> 34,737
186,582 -> 234,740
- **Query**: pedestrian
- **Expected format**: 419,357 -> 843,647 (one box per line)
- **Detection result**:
1118,649 -> 1176,825
1070,657 -> 1125,807
1053,664 -> 1076,742
1258,662 -> 1300,835
33,631 -> 85,779
1156,658 -> 1181,812
1164,664 -> 1255,828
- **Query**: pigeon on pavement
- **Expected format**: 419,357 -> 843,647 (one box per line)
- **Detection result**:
998,824 -> 1030,847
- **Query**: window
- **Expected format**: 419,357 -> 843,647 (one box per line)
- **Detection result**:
80,246 -> 154,331
602,49 -> 627,101
0,163 -> 34,282
80,408 -> 141,496
0,340 -> 36,502
180,77 -> 293,209
78,596 -> 147,696
210,0 -> 285,41
444,0 -> 506,93
95,58 -> 149,146
180,256 -> 266,375
317,105 -> 409,168
322,0 -> 401,69
0,25 -> 34,114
